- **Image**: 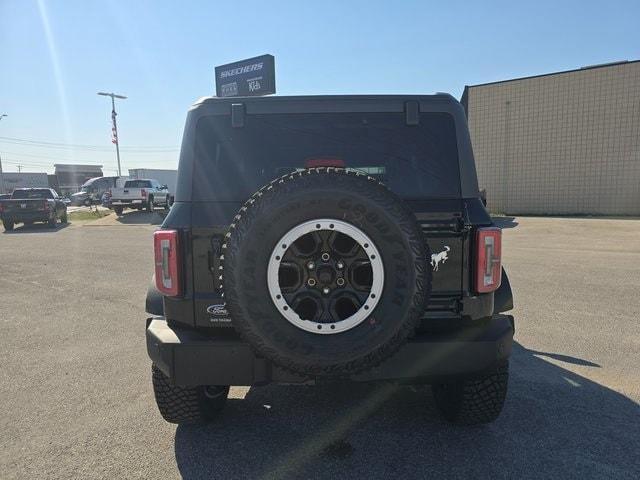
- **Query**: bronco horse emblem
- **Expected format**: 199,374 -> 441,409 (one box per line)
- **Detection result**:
431,246 -> 450,271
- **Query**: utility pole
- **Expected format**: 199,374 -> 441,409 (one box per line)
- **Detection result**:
0,114 -> 7,194
97,92 -> 127,176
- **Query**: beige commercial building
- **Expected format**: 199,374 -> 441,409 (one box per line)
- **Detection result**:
462,60 -> 640,215
53,164 -> 103,195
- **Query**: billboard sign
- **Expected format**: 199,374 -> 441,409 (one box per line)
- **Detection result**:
215,54 -> 275,98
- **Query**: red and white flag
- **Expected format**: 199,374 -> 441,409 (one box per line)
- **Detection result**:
111,109 -> 118,145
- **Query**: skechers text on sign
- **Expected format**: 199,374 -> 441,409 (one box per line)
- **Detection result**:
215,54 -> 276,98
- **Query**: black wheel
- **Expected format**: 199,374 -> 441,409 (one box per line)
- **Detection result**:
3,220 -> 14,231
222,168 -> 430,376
113,206 -> 123,216
84,198 -> 91,207
146,197 -> 154,212
47,216 -> 57,228
60,210 -> 68,224
151,364 -> 229,424
433,361 -> 509,425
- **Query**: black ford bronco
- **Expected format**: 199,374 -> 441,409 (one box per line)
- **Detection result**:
146,94 -> 514,426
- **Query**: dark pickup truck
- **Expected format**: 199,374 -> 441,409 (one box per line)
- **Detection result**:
146,94 -> 515,426
0,188 -> 68,231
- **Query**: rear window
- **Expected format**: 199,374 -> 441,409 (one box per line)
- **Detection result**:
192,112 -> 460,201
124,180 -> 151,188
11,189 -> 52,199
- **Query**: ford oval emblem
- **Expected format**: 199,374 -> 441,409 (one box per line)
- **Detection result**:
207,304 -> 229,316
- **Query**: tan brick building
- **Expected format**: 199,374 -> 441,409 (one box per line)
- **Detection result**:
461,60 -> 640,215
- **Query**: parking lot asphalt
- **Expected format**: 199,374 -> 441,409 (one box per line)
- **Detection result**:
1,214 -> 639,479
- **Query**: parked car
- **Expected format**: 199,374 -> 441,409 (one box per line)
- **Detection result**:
0,188 -> 67,231
108,179 -> 171,215
70,191 -> 91,206
72,176 -> 128,206
0,194 -> 11,217
145,94 -> 515,426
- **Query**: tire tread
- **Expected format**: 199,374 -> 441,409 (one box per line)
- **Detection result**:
434,362 -> 509,425
222,167 -> 431,377
151,365 -> 227,424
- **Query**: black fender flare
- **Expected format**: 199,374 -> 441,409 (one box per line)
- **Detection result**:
493,267 -> 513,314
146,275 -> 165,316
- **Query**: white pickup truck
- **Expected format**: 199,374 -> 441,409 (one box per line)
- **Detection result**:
108,179 -> 171,215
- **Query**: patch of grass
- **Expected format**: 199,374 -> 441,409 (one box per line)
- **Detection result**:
68,210 -> 110,222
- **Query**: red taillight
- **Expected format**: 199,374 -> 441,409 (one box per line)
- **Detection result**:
475,227 -> 502,293
305,158 -> 345,168
42,200 -> 49,211
154,230 -> 181,297
141,188 -> 147,197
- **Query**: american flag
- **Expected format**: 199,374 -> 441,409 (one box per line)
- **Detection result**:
111,109 -> 118,145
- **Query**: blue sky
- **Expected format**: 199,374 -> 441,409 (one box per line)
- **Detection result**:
1,0 -> 638,174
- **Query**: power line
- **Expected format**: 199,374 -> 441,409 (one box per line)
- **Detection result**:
0,150 -> 87,163
1,159 -> 118,174
1,155 -> 175,170
0,135 -> 179,149
2,159 -> 58,168
0,149 -> 175,163
0,140 -> 179,154
0,136 -> 179,152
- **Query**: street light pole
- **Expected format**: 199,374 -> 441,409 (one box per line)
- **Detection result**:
0,114 -> 7,194
97,92 -> 127,176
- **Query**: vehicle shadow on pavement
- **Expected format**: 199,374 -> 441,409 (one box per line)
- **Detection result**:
173,342 -> 639,479
524,348 -> 601,367
114,210 -> 166,225
2,222 -> 70,234
491,216 -> 519,229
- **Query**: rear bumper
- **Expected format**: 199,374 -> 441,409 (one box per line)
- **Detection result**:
110,199 -> 144,206
3,211 -> 51,222
147,315 -> 514,387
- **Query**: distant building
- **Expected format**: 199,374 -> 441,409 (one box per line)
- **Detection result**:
0,172 -> 49,194
53,164 -> 103,195
462,60 -> 640,215
47,174 -> 59,192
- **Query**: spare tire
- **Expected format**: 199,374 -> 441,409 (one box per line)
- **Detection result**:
222,168 -> 431,376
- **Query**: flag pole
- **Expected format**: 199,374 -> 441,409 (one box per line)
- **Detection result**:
97,92 -> 127,177
111,96 -> 122,177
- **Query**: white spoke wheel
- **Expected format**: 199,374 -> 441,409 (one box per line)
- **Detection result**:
267,219 -> 384,334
